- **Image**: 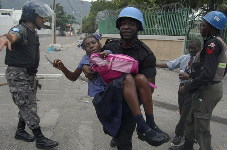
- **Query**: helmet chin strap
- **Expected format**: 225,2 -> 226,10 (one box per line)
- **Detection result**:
29,20 -> 41,30
35,24 -> 41,30
33,15 -> 41,30
204,25 -> 213,40
204,31 -> 211,40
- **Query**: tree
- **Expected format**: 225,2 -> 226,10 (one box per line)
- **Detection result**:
48,3 -> 77,35
82,15 -> 96,33
82,0 -> 157,33
82,0 -> 117,33
218,1 -> 227,15
155,0 -> 226,13
112,0 -> 156,8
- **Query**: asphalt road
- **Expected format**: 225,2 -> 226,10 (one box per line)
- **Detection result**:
0,36 -> 226,150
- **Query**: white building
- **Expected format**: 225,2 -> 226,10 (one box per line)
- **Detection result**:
0,9 -> 22,35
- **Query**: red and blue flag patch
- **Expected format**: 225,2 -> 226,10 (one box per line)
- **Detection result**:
206,48 -> 214,54
206,42 -> 216,54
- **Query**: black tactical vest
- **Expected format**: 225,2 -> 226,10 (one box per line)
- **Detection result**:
5,24 -> 40,74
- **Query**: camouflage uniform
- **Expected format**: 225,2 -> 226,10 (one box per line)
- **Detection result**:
6,66 -> 40,129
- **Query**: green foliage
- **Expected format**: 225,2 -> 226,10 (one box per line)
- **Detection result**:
82,15 -> 96,33
82,0 -> 117,33
218,1 -> 227,15
90,0 -> 117,15
112,0 -> 155,8
82,0 -> 156,33
50,3 -> 77,35
155,0 -> 226,12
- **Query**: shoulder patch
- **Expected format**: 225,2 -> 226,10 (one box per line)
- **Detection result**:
206,48 -> 214,54
11,24 -> 28,45
11,27 -> 20,32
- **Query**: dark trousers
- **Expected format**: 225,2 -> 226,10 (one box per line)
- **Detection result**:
115,111 -> 136,150
175,83 -> 192,137
185,82 -> 223,150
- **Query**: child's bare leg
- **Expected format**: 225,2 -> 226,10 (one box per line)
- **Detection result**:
123,74 -> 165,145
134,74 -> 170,142
134,74 -> 156,127
123,74 -> 141,115
134,74 -> 153,115
123,74 -> 159,135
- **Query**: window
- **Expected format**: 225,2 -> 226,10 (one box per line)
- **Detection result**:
1,13 -> 11,16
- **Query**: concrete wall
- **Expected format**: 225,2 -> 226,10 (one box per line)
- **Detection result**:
0,16 -> 14,35
101,34 -> 185,61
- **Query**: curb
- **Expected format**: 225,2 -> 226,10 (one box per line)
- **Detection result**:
153,100 -> 227,126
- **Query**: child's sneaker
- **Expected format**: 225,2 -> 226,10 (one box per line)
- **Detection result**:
171,136 -> 185,146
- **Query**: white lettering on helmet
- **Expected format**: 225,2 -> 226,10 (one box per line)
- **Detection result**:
214,16 -> 220,21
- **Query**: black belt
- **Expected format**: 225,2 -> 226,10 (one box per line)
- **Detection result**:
8,65 -> 23,67
209,81 -> 220,85
180,81 -> 220,87
179,82 -> 189,86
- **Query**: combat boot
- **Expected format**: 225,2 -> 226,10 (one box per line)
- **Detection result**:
32,127 -> 59,149
14,119 -> 35,142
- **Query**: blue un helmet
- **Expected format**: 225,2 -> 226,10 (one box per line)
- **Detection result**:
203,11 -> 227,30
116,7 -> 145,31
19,0 -> 54,30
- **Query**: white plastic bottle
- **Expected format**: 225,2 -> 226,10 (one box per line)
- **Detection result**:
179,69 -> 184,74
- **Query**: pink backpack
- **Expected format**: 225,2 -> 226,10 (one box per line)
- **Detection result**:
90,53 -> 138,83
90,53 -> 158,89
